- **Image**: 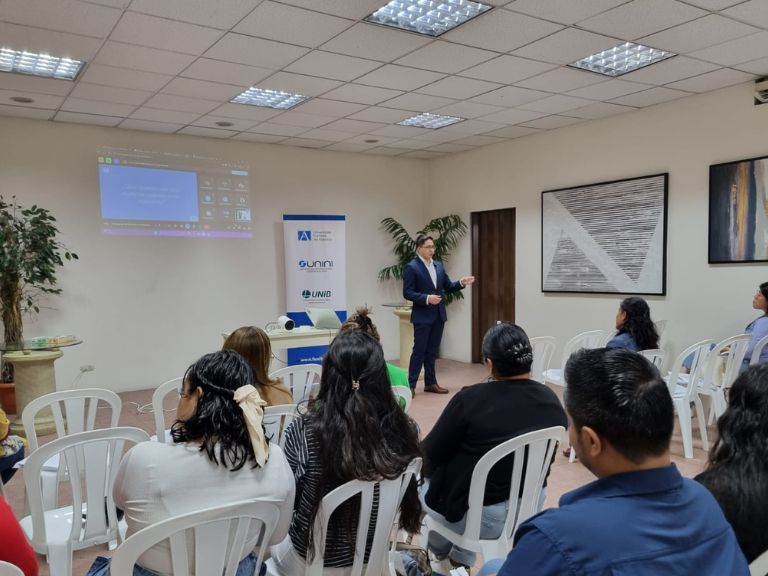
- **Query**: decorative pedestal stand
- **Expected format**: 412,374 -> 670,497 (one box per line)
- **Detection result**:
390,305 -> 424,381
5,350 -> 63,436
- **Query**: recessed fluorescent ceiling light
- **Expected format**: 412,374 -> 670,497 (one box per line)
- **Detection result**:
230,87 -> 307,109
569,42 -> 675,77
366,0 -> 492,37
0,47 -> 83,80
399,112 -> 464,129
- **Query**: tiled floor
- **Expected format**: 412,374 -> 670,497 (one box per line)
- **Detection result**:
4,358 -> 712,575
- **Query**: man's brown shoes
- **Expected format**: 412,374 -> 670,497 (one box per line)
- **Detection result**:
424,384 -> 449,394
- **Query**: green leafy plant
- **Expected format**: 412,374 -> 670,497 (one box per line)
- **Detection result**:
378,214 -> 468,305
0,196 -> 78,346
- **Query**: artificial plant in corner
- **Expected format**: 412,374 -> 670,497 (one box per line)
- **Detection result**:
0,196 -> 78,346
378,214 -> 468,305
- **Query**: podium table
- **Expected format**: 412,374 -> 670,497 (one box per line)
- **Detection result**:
222,328 -> 337,351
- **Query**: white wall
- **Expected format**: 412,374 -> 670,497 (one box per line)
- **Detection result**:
0,117 -> 428,391
430,82 -> 768,366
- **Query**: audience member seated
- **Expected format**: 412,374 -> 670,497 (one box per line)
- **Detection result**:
0,494 -> 38,576
420,323 -> 567,569
0,407 -> 25,486
86,350 -> 295,576
696,364 -> 768,563
270,330 -> 422,575
606,296 -> 659,352
223,326 -> 293,405
338,306 -> 411,408
478,348 -> 749,576
744,282 -> 768,368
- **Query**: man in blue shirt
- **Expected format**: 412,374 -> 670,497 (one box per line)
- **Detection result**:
484,348 -> 749,576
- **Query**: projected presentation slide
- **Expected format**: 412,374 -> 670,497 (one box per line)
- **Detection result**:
98,146 -> 252,238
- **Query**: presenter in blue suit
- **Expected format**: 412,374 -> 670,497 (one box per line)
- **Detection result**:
404,234 -> 475,394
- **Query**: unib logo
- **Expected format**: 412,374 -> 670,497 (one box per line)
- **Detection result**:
301,290 -> 311,299
297,230 -> 312,241
302,289 -> 332,299
299,259 -> 333,269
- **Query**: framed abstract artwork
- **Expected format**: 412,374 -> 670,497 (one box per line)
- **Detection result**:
709,155 -> 768,263
542,173 -> 668,295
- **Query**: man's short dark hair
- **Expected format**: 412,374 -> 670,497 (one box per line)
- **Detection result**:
564,348 -> 673,463
414,234 -> 434,247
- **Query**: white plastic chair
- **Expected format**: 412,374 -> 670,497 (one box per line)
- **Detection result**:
697,334 -> 752,423
152,377 -> 183,443
392,386 -> 412,413
529,337 -> 556,384
750,334 -> 768,365
269,364 -> 322,404
421,426 -> 564,564
20,427 -> 150,576
641,349 -> 665,371
0,561 -> 23,576
388,458 -> 423,576
664,340 -> 714,459
110,499 -> 281,576
262,404 -> 299,448
751,548 -> 768,576
543,330 -> 605,387
22,388 -> 122,510
599,330 -> 617,347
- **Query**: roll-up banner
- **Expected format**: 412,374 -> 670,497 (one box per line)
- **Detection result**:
283,214 -> 347,365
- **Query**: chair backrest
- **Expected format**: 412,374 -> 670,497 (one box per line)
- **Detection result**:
306,463 -> 419,576
262,404 -> 299,448
599,330 -> 617,347
110,499 -> 281,576
269,364 -> 322,404
152,377 -> 183,443
701,334 -> 752,392
561,330 -> 605,371
529,337 -> 556,383
666,340 -> 715,402
22,388 -> 122,452
463,426 -> 564,546
640,349 -> 665,370
392,386 -> 412,413
0,561 -> 23,576
751,548 -> 768,576
23,427 -> 150,553
751,334 -> 768,366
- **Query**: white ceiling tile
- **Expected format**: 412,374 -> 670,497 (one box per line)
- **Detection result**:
484,125 -> 541,138
54,111 -> 122,125
734,56 -> 768,76
401,150 -> 446,159
181,59 -> 273,86
417,76 -> 501,100
0,74 -> 73,96
459,55 -> 557,84
299,127 -> 357,141
280,137 -> 332,149
321,23 -> 431,62
0,104 -> 54,120
128,0 -> 263,29
85,0 -> 131,7
231,132 -> 287,143
268,111 -> 334,127
110,12 -> 222,55
567,79 -> 652,100
442,9 -> 562,53
689,32 -> 768,66
439,118 -> 518,134
293,98 -> 367,117
130,107 -> 201,124
609,86 -> 690,106
320,84 -> 404,105
567,101 -> 638,119
192,115 -> 258,131
519,94 -> 595,113
681,0 -> 744,8
433,101 -> 507,119
512,28 -> 622,65
519,115 -> 585,129
380,92 -> 458,112
286,52 -> 382,82
364,146 -> 410,156
621,55 -> 719,84
665,68 -> 755,92
94,42 -> 197,75
245,122 -> 308,136
208,103 -> 283,121
142,93 -> 221,114
0,88 -> 64,109
70,82 -> 153,105
476,107 -> 549,124
234,2 -> 353,48
355,65 -> 445,91
348,106 -> 413,123
450,134 -> 507,146
427,143 -> 476,153
258,72 -> 342,97
342,134 -> 402,146
722,0 -> 768,29
324,142 -> 376,153
516,68 -> 605,92
274,0 -> 385,19
470,85 -> 551,107
161,78 -> 245,101
387,138 -> 434,150
80,64 -> 172,92
578,0 -> 707,41
639,15 -> 759,54
0,22 -> 103,60
204,33 -> 309,69
118,118 -> 185,133
0,0 -> 121,37
394,42 -> 497,74
177,126 -> 237,138
506,0 -> 630,25
319,118 -> 388,133
61,97 -> 136,116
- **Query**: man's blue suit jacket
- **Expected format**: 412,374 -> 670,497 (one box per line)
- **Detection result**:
403,258 -> 463,324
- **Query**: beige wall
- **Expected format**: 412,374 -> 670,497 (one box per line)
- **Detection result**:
0,117 -> 429,391
430,82 -> 768,367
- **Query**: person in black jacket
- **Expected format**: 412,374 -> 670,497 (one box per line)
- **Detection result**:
420,322 -> 567,568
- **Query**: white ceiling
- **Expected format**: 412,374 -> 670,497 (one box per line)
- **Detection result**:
1,0 -> 766,158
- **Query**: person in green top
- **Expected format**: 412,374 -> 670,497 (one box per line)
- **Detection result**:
339,306 -> 412,410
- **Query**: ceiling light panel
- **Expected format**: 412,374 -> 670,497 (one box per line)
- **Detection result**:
366,0 -> 492,37
230,87 -> 308,109
398,112 -> 464,128
569,42 -> 676,77
0,47 -> 83,80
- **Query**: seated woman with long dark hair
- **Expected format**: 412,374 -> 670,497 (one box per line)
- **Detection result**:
606,296 -> 659,351
696,364 -> 768,563
270,330 -> 422,575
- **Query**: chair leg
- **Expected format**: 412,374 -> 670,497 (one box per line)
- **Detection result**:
677,401 -> 693,459
694,397 -> 709,452
46,541 -> 72,576
568,448 -> 576,463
